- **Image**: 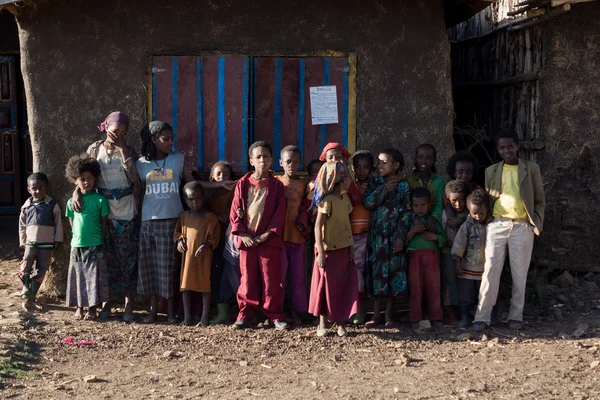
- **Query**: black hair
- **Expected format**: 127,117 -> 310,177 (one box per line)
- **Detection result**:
65,154 -> 102,181
446,151 -> 479,179
248,141 -> 273,158
380,148 -> 404,173
352,150 -> 374,169
495,127 -> 520,145
140,121 -> 173,161
306,159 -> 324,175
183,181 -> 205,197
467,189 -> 488,208
27,172 -> 49,185
413,143 -> 438,173
445,179 -> 469,198
280,145 -> 301,157
410,187 -> 431,203
209,161 -> 235,182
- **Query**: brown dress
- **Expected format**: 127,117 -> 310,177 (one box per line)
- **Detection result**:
174,211 -> 220,292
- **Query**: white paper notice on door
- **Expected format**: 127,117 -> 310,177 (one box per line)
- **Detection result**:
309,86 -> 339,125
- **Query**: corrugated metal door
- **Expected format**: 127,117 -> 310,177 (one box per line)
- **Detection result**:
150,55 -> 354,174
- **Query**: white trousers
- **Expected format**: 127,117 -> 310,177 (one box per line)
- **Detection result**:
474,218 -> 535,324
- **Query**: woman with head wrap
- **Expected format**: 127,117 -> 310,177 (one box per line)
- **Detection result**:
71,111 -> 140,322
308,161 -> 359,337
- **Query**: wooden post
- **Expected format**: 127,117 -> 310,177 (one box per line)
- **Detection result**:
508,4 -> 571,31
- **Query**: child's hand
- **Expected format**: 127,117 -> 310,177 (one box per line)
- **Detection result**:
240,233 -> 256,248
236,208 -> 244,219
222,181 -> 236,191
71,187 -> 83,213
348,247 -> 354,262
219,215 -> 229,225
393,238 -> 404,253
422,232 -> 437,241
177,238 -> 187,253
316,250 -> 326,269
297,224 -> 306,233
455,260 -> 462,276
195,244 -> 208,258
255,231 -> 272,244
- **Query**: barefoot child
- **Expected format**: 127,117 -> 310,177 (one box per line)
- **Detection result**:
406,144 -> 445,224
452,189 -> 491,327
18,173 -> 64,311
175,182 -> 220,326
206,161 -> 238,324
406,187 -> 446,330
440,180 -> 470,324
349,150 -> 374,324
65,155 -> 109,320
473,128 -> 545,332
277,145 -> 310,325
309,161 -> 358,337
363,149 -> 411,327
230,141 -> 288,330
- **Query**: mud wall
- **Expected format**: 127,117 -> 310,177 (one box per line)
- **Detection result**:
15,0 -> 454,292
535,4 -> 600,272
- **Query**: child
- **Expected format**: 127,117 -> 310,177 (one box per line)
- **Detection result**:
444,151 -> 481,230
136,121 -> 195,324
307,159 -> 324,182
349,150 -> 374,324
73,111 -> 140,321
363,149 -> 411,327
206,161 -> 238,324
452,189 -> 491,327
473,128 -> 545,332
230,141 -> 288,330
65,155 -> 109,320
406,187 -> 447,330
18,173 -> 63,311
406,144 -> 445,224
309,161 -> 358,337
276,145 -> 309,325
441,180 -> 470,324
174,182 -> 220,326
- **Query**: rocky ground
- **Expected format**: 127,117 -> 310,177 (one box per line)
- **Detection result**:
0,225 -> 599,398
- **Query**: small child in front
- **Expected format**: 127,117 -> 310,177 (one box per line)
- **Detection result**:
65,155 -> 109,320
473,128 -> 545,332
18,173 -> 63,311
230,141 -> 288,330
452,189 -> 490,327
277,145 -> 309,325
175,182 -> 220,326
406,187 -> 446,330
440,180 -> 470,324
309,161 -> 358,337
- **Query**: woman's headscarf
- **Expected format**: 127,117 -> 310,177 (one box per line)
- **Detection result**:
309,161 -> 350,210
319,142 -> 351,162
140,121 -> 173,160
98,111 -> 130,132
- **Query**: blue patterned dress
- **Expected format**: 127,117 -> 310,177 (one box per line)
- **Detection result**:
363,176 -> 411,297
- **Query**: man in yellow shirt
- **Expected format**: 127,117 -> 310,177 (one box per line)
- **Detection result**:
473,128 -> 545,332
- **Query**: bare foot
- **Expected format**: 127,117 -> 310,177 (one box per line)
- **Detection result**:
167,317 -> 178,325
199,314 -> 209,327
31,302 -> 43,311
142,313 -> 157,324
74,308 -> 84,320
180,319 -> 193,326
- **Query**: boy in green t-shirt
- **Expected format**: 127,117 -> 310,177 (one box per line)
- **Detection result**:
65,154 -> 109,321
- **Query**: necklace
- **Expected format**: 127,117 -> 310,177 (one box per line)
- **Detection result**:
154,155 -> 168,174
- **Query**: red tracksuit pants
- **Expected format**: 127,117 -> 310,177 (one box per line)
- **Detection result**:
408,249 -> 443,323
237,244 -> 285,322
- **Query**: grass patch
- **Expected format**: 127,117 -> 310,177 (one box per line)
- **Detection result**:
0,339 -> 40,381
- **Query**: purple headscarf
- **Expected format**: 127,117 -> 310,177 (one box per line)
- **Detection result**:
98,111 -> 130,132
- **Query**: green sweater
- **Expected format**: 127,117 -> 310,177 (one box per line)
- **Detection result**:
406,213 -> 447,251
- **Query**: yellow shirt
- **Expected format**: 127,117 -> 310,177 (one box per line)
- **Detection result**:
317,193 -> 353,251
493,164 -> 528,220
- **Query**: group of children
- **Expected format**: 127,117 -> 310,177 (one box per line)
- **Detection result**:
18,112 -> 545,336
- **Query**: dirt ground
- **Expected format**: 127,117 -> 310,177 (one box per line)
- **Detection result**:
1,219 -> 600,399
